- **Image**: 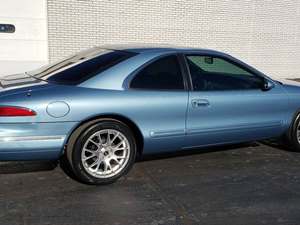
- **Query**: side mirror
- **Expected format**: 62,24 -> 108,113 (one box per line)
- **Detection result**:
262,79 -> 275,91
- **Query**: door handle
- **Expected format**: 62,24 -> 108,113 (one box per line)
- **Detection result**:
191,99 -> 210,107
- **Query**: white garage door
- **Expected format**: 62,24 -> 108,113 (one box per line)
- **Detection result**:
0,0 -> 48,77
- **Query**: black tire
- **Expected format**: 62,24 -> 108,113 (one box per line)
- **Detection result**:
284,113 -> 300,152
65,119 -> 137,185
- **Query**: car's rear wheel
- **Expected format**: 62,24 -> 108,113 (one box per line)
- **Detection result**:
284,113 -> 300,152
66,119 -> 136,185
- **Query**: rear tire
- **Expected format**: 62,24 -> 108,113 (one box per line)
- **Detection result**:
65,119 -> 136,185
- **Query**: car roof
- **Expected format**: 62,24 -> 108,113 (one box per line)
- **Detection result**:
101,44 -> 225,55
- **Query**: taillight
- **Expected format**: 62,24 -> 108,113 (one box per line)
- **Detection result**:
0,106 -> 36,117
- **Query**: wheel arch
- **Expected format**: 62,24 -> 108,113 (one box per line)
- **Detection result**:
285,108 -> 300,139
64,113 -> 144,157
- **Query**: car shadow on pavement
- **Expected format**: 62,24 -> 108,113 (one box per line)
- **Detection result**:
0,160 -> 57,174
0,140 -> 292,176
260,138 -> 294,152
138,142 -> 260,162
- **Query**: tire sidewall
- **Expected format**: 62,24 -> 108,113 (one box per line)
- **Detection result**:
288,113 -> 300,151
71,120 -> 136,184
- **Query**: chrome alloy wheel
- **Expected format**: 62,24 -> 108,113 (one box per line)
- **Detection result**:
81,129 -> 130,178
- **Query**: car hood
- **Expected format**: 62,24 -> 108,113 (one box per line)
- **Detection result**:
275,78 -> 300,94
277,78 -> 300,87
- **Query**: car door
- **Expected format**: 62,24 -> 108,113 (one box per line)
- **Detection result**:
127,54 -> 189,154
183,54 -> 289,148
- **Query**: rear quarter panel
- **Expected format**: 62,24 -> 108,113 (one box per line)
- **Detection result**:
0,85 -> 188,155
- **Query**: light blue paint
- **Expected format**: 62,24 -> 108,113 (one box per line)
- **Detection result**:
0,45 -> 299,160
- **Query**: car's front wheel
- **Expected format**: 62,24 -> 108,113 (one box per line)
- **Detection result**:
66,119 -> 136,185
284,113 -> 300,152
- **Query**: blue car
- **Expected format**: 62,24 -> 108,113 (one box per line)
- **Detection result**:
0,45 -> 300,184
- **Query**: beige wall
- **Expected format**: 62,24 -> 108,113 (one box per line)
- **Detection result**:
47,0 -> 300,79
0,0 -> 48,76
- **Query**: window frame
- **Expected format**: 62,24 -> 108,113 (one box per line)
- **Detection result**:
182,53 -> 265,92
127,54 -> 189,92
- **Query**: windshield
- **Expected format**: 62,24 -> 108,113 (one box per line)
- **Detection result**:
27,47 -> 135,85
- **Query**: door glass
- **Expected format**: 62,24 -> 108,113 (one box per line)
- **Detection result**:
130,55 -> 184,90
186,55 -> 263,91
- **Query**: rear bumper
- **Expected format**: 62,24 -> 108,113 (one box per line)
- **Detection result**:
0,135 -> 66,160
0,122 -> 78,160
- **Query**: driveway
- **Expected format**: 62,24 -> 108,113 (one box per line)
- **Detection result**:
1,142 -> 300,225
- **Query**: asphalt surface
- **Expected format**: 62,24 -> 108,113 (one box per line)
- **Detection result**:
1,142 -> 300,225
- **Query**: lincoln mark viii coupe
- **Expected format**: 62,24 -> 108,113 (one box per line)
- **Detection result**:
0,45 -> 300,184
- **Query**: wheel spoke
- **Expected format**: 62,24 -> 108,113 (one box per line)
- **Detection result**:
113,158 -> 121,165
83,148 -> 96,154
88,159 -> 99,169
95,160 -> 102,171
83,154 -> 95,161
103,160 -> 112,172
110,132 -> 120,144
106,130 -> 111,145
114,146 -> 126,151
98,133 -> 103,144
115,140 -> 124,148
89,139 -> 99,147
115,155 -> 127,160
112,140 -> 125,151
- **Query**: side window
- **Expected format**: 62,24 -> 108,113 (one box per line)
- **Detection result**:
130,55 -> 184,90
186,55 -> 263,91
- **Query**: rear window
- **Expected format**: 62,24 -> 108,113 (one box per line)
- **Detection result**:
28,48 -> 136,85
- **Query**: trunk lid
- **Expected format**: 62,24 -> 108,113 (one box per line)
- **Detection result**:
0,73 -> 52,97
0,73 -> 45,89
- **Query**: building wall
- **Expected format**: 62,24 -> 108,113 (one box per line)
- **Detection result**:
47,0 -> 300,79
0,0 -> 48,76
